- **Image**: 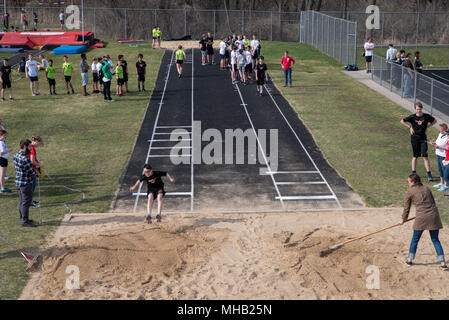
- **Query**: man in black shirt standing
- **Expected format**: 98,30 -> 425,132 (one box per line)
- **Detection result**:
0,58 -> 14,101
401,102 -> 437,181
199,34 -> 208,66
206,32 -> 215,65
136,54 -> 147,92
130,164 -> 175,223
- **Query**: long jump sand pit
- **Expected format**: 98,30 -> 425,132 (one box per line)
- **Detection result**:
20,209 -> 449,300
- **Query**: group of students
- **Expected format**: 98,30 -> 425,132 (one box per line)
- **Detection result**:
2,52 -> 149,102
152,26 -> 163,49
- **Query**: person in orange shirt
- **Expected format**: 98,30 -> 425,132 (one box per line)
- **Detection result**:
281,51 -> 295,88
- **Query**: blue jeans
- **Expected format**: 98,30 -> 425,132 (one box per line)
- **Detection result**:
437,155 -> 445,179
403,74 -> 411,97
443,164 -> 449,186
284,68 -> 292,86
32,175 -> 37,192
409,230 -> 445,262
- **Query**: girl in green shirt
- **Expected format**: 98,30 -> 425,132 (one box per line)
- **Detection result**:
175,45 -> 186,78
45,59 -> 56,95
115,60 -> 124,96
152,26 -> 158,49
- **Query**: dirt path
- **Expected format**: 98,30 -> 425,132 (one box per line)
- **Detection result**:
20,209 -> 449,300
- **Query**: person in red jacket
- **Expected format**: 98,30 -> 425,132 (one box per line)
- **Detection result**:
281,51 -> 295,88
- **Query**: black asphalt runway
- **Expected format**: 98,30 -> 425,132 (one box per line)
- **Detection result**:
115,49 -> 364,213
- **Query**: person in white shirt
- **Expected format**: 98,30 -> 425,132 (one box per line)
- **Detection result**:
430,123 -> 449,191
230,46 -> 238,84
251,34 -> 260,68
59,11 -> 65,30
386,43 -> 397,63
219,37 -> 227,70
364,38 -> 375,73
244,46 -> 253,82
0,129 -> 12,193
25,54 -> 39,96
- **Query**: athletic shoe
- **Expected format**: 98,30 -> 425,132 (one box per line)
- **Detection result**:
427,174 -> 434,182
145,215 -> 152,224
108,99 -> 115,102
50,92 -> 53,95
142,88 -> 146,92
9,97 -> 14,101
441,264 -> 448,271
178,74 -> 182,78
1,98 -> 5,101
284,85 -> 287,87
212,62 -> 216,65
21,222 -> 36,228
35,92 -> 40,96
138,89 -> 141,92
438,186 -> 449,192
156,214 -> 162,223
31,200 -> 41,208
433,183 -> 443,188
405,260 -> 413,266
72,89 -> 75,94
32,93 -> 36,97
84,93 -> 90,96
0,188 -> 11,193
127,90 -> 131,94
53,92 -> 57,95
67,91 -> 70,95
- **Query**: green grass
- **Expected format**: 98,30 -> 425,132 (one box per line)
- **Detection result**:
262,41 -> 448,219
356,46 -> 449,69
0,41 -> 164,299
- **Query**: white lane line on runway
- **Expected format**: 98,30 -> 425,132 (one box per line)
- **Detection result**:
264,83 -> 342,208
133,50 -> 175,213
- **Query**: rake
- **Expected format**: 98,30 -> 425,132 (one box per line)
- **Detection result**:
319,217 -> 416,257
0,235 -> 41,271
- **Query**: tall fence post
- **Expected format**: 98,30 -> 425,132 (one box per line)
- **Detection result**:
333,18 -> 336,58
430,78 -> 434,115
413,70 -> 418,104
371,55 -> 374,80
154,9 -> 157,26
381,12 -> 385,45
354,21 -> 358,66
339,20 -> 343,62
270,11 -> 273,41
184,8 -> 187,36
346,21 -> 349,65
380,57 -> 383,87
416,12 -> 420,49
327,17 -> 330,54
93,8 -> 96,36
213,10 -> 216,38
124,8 -> 127,39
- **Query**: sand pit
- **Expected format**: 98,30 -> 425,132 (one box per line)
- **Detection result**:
20,209 -> 449,300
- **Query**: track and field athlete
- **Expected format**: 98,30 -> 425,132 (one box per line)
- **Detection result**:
255,56 -> 268,96
175,45 -> 186,78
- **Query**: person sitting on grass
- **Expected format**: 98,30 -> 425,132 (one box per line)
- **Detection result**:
400,173 -> 448,271
0,58 -> 14,101
0,129 -> 12,193
62,56 -> 75,95
129,164 -> 175,224
45,59 -> 57,95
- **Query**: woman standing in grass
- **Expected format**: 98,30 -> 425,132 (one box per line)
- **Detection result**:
0,129 -> 12,193
401,173 -> 448,270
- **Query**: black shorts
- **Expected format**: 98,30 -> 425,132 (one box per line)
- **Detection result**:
152,37 -> 157,40
117,78 -> 124,85
231,64 -> 237,72
225,51 -> 230,58
93,73 -> 99,83
64,75 -> 72,82
245,64 -> 252,73
365,56 -> 373,63
99,77 -> 103,85
147,188 -> 166,199
177,60 -> 184,65
257,78 -> 265,86
138,74 -> 145,82
123,73 -> 128,82
1,78 -> 11,89
411,136 -> 428,158
48,78 -> 55,86
29,76 -> 38,82
207,46 -> 214,55
0,157 -> 7,168
220,54 -> 225,60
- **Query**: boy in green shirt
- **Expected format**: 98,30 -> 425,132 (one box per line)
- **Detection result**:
115,60 -> 124,97
152,26 -> 157,49
62,55 -> 74,94
45,59 -> 57,95
156,26 -> 162,49
175,45 -> 186,78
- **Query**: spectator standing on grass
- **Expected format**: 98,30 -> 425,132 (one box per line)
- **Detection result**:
20,10 -> 27,31
363,38 -> 374,73
38,54 -> 48,71
59,10 -> 65,30
25,54 -> 39,96
414,51 -> 423,74
115,60 -> 124,97
32,12 -> 38,31
401,173 -> 448,270
18,57 -> 26,74
45,59 -> 56,95
119,55 -> 130,94
156,26 -> 162,49
0,129 -> 12,193
13,139 -> 39,228
199,34 -> 208,66
136,53 -> 146,92
3,11 -> 9,31
92,57 -> 99,93
27,136 -> 44,208
102,55 -> 114,102
400,102 -> 436,181
430,124 -> 449,191
80,53 -> 89,97
96,57 -> 104,93
62,55 -> 75,95
281,51 -> 295,88
0,58 -> 14,101
386,43 -> 397,63
152,26 -> 158,49
403,53 -> 414,99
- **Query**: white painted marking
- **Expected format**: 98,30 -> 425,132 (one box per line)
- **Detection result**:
275,181 -> 326,185
133,192 -> 192,197
276,195 -> 336,200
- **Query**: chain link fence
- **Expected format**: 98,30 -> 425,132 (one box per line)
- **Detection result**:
300,10 -> 357,66
371,54 -> 449,120
2,6 -> 301,42
323,11 -> 449,46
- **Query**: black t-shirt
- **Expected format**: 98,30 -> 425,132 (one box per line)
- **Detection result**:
403,113 -> 435,138
140,171 -> 167,191
206,36 -> 214,48
403,59 -> 414,70
136,61 -> 146,74
121,60 -> 128,75
199,39 -> 207,51
415,59 -> 423,73
0,65 -> 11,79
256,63 -> 267,78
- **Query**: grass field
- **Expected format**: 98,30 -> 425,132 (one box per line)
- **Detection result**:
356,46 -> 449,69
0,41 -> 164,299
262,41 -> 448,218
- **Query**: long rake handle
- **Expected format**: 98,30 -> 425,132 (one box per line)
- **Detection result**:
342,217 -> 416,246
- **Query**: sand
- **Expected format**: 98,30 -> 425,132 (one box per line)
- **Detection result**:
20,208 -> 449,300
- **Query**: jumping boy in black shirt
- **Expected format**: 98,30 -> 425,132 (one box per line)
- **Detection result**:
130,164 -> 175,223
